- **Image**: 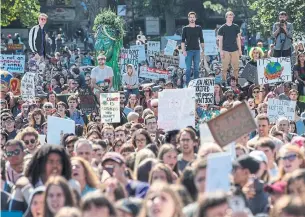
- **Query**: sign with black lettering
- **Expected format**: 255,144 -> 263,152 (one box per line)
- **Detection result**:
189,78 -> 215,104
267,99 -> 296,123
78,88 -> 97,115
257,57 -> 291,84
100,93 -> 120,123
0,54 -> 25,73
207,102 -> 257,147
120,49 -> 139,74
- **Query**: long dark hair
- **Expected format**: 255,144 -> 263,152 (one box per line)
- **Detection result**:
131,129 -> 153,148
24,144 -> 72,186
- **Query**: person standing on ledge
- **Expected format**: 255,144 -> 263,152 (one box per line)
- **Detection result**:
181,11 -> 204,85
218,11 -> 242,87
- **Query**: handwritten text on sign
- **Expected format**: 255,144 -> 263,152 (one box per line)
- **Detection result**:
147,41 -> 160,57
267,99 -> 296,123
257,57 -> 291,84
21,72 -> 36,101
100,93 -> 120,123
189,78 -> 215,104
0,54 -> 25,74
120,49 -> 139,74
207,102 -> 257,147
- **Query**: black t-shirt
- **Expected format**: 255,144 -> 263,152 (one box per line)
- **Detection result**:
182,25 -> 204,51
218,23 -> 240,52
294,65 -> 305,80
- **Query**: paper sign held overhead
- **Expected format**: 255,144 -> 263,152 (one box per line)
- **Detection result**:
207,101 -> 257,147
120,49 -> 139,75
21,72 -> 36,101
188,78 -> 215,104
147,41 -> 160,57
47,116 -> 75,145
100,93 -> 120,123
202,30 -> 218,56
0,54 -> 25,74
164,39 -> 177,56
267,99 -> 296,123
257,57 -> 292,84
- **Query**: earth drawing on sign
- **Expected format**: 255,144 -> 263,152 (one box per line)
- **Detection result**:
264,61 -> 284,80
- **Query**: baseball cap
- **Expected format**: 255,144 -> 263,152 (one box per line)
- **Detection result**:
102,152 -> 125,166
264,181 -> 287,194
233,155 -> 260,174
115,198 -> 143,216
249,150 -> 268,164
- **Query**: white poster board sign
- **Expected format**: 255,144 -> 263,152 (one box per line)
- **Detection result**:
100,93 -> 120,123
21,72 -> 36,101
0,54 -> 25,73
139,66 -> 169,80
47,116 -> 75,145
39,135 -> 46,145
257,57 -> 292,84
206,152 -> 232,192
179,53 -> 186,69
147,41 -> 160,57
164,39 -> 177,56
130,44 -> 146,62
199,123 -> 214,144
158,89 -> 195,131
202,30 -> 218,56
267,99 -> 296,123
188,78 -> 215,104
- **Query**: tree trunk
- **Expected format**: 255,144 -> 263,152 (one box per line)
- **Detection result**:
165,10 -> 176,35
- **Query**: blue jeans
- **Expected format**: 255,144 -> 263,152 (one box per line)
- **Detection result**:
185,50 -> 200,85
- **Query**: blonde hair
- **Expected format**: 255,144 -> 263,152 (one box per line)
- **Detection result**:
249,47 -> 264,60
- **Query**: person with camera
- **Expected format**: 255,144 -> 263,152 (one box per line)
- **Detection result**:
272,11 -> 293,57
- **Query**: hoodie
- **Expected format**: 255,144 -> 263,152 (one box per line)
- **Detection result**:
122,65 -> 139,89
23,186 -> 45,217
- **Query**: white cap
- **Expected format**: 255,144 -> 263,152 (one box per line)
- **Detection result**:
249,150 -> 268,164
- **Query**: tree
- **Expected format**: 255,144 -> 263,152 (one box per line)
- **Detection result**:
1,0 -> 40,27
133,0 -> 184,35
203,0 -> 305,38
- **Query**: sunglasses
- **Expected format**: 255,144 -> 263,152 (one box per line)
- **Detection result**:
6,149 -> 21,157
24,139 -> 36,145
281,154 -> 298,161
44,106 -> 52,109
98,58 -> 106,61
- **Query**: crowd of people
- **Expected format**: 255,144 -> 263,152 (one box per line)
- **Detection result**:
1,10 -> 305,217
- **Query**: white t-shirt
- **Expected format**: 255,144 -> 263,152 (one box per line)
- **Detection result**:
91,65 -> 114,86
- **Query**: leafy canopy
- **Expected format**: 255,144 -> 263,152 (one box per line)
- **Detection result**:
1,0 -> 40,27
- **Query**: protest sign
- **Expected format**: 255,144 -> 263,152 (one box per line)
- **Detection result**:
267,99 -> 296,123
0,54 -> 25,73
158,89 -> 195,131
100,93 -> 120,123
154,53 -> 179,69
240,63 -> 258,84
199,123 -> 214,144
164,39 -> 177,55
47,116 -> 75,145
139,66 -> 169,80
202,30 -> 218,56
206,152 -> 232,192
189,78 -> 215,104
20,72 -> 36,101
130,44 -> 146,62
7,44 -> 23,51
147,41 -> 160,57
39,135 -> 46,146
257,57 -> 292,84
179,54 -> 186,69
207,102 -> 257,147
10,78 -> 21,95
120,49 -> 139,74
78,88 -> 97,115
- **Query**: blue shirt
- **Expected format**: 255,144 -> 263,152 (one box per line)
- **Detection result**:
81,185 -> 96,197
70,110 -> 85,126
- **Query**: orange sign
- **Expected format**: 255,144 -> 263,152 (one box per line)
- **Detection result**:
7,44 -> 23,50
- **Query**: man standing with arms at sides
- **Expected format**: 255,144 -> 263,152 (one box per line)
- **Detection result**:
91,54 -> 113,99
181,12 -> 204,85
218,11 -> 242,87
29,13 -> 48,58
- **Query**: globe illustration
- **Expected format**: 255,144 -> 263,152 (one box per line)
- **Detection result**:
264,61 -> 284,80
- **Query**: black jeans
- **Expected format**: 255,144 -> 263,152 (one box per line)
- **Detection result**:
273,48 -> 291,57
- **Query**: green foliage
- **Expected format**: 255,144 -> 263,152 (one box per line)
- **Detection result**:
1,0 -> 40,27
133,0 -> 180,17
93,8 -> 125,39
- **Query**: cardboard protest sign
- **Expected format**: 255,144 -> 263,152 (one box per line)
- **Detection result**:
164,39 -> 177,55
206,152 -> 232,192
7,44 -> 23,51
120,49 -> 139,74
158,89 -> 195,131
78,88 -> 97,115
130,44 -> 146,62
100,93 -> 120,123
139,66 -> 169,80
240,63 -> 258,84
257,57 -> 292,84
202,30 -> 218,56
47,116 -> 75,145
189,78 -> 215,104
267,99 -> 296,123
147,41 -> 160,57
21,72 -> 36,101
154,53 -> 179,69
207,102 -> 257,147
0,54 -> 25,73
